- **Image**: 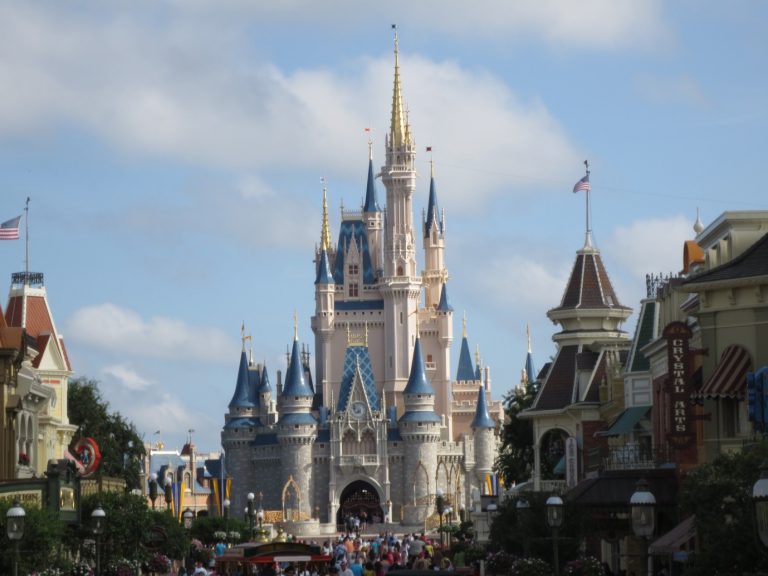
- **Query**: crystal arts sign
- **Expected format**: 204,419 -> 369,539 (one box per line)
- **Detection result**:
664,321 -> 694,448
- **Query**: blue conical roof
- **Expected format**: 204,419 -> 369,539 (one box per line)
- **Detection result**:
259,364 -> 272,393
525,351 -> 537,384
229,350 -> 255,408
424,174 -> 442,238
403,337 -> 435,396
247,364 -> 261,407
363,158 -> 381,212
282,338 -> 314,397
315,247 -> 333,285
456,336 -> 475,381
471,385 -> 495,429
437,283 -> 453,312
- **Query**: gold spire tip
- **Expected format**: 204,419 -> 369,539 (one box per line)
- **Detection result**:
526,324 -> 532,353
462,312 -> 467,339
293,311 -> 299,341
320,179 -> 331,251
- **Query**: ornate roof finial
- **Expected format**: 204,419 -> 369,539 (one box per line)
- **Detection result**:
320,177 -> 331,251
694,207 -> 704,235
293,311 -> 299,341
365,127 -> 374,160
475,344 -> 481,368
241,322 -> 252,352
390,24 -> 408,148
462,312 -> 468,339
526,323 -> 532,353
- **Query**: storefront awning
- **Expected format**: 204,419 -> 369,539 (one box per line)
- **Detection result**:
595,406 -> 651,437
650,514 -> 696,555
695,345 -> 752,399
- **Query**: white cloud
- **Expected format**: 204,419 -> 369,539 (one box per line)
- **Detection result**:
66,303 -> 237,362
604,215 -> 693,279
471,253 -> 570,313
0,4 -> 583,212
635,74 -> 710,108
102,364 -> 152,391
163,0 -> 669,50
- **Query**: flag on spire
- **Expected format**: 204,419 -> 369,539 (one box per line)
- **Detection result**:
0,215 -> 21,240
572,174 -> 591,193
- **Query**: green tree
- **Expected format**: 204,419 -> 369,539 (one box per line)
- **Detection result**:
678,442 -> 768,575
497,378 -> 538,485
68,377 -> 146,489
0,499 -> 65,574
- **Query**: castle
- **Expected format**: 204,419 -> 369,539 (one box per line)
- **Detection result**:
221,33 -> 503,531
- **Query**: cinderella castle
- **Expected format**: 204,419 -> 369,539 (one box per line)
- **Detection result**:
221,33 -> 504,532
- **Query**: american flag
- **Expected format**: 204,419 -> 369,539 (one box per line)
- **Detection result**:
572,174 -> 591,193
0,215 -> 21,240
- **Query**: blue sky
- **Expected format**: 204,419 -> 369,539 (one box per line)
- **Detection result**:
0,1 -> 765,453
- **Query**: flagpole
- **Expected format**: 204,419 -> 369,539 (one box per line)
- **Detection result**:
584,160 -> 591,248
24,197 -> 30,284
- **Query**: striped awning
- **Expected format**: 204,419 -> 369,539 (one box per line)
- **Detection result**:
696,345 -> 752,399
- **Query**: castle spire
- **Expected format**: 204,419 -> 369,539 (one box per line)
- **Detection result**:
424,157 -> 442,238
389,25 -> 409,148
320,178 -> 331,250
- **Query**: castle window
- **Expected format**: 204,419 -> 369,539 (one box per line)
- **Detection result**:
427,354 -> 433,363
348,263 -> 359,276
349,283 -> 359,297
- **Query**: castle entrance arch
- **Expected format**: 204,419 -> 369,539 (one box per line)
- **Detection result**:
337,480 -> 383,530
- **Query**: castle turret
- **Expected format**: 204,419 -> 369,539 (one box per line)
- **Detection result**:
380,30 -> 422,403
399,336 -> 440,523
471,384 -> 496,484
277,325 -> 317,519
363,142 -> 383,274
312,186 -> 336,414
423,161 -> 446,309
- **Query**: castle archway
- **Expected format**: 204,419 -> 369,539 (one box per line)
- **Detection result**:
336,480 -> 384,529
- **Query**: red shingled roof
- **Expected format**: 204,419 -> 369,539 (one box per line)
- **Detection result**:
552,250 -> 628,313
532,345 -> 578,410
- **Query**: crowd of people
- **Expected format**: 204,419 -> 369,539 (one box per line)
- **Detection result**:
323,530 -> 460,574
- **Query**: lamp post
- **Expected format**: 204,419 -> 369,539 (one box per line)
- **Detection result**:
256,507 -> 268,542
516,498 -> 531,556
546,495 -> 564,576
91,504 -> 106,576
183,508 -> 194,573
752,459 -> 768,549
164,477 -> 173,515
630,479 -> 656,576
247,492 -> 255,541
149,472 -> 158,509
435,489 -> 445,547
223,498 -> 230,547
6,500 -> 25,576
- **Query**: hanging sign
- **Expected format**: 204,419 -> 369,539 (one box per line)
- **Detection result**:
663,321 -> 694,449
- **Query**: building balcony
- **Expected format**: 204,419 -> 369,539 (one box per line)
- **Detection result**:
338,454 -> 379,474
587,443 -> 676,473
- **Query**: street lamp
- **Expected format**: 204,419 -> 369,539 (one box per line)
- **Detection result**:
164,477 -> 173,514
256,507 -> 269,543
516,499 -> 531,556
91,504 -> 106,576
752,459 -> 768,549
247,492 -> 255,541
6,500 -> 25,576
182,507 -> 194,573
546,495 -> 564,576
435,489 -> 445,547
223,498 -> 230,547
149,472 -> 158,509
630,479 -> 656,576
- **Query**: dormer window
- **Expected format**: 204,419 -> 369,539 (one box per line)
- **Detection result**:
348,264 -> 359,276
